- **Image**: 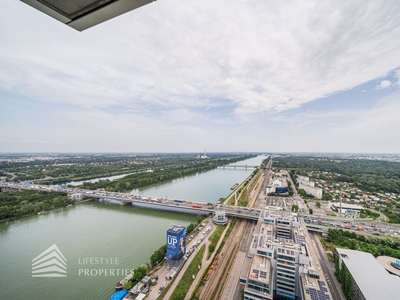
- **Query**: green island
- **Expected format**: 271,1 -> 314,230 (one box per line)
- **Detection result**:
0,190 -> 73,221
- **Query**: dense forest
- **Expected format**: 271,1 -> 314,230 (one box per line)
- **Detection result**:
79,154 -> 257,192
324,228 -> 400,258
274,156 -> 400,194
0,153 -> 259,185
0,190 -> 73,221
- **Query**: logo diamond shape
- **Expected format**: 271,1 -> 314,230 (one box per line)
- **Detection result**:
32,244 -> 67,277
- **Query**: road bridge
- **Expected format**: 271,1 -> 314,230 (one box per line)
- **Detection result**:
0,182 -> 261,221
218,164 -> 259,170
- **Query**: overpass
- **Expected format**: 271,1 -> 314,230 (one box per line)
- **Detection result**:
218,164 -> 259,170
0,182 -> 260,221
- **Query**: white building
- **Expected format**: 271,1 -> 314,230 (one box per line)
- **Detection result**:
242,211 -> 331,300
68,193 -> 83,201
298,183 -> 322,199
336,248 -> 400,300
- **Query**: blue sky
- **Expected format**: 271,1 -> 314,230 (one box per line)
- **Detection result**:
1,0 -> 400,153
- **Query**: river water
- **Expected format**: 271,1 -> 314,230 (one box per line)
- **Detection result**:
0,155 -> 266,300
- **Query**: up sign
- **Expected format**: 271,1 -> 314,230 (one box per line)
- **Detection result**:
167,235 -> 178,247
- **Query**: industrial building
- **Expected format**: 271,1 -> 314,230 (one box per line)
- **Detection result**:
266,179 -> 289,194
330,203 -> 363,216
241,211 -> 331,300
336,249 -> 400,300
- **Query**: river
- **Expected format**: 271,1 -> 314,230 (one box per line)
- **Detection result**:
0,155 -> 266,300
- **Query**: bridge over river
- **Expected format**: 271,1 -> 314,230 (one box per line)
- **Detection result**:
0,182 -> 260,221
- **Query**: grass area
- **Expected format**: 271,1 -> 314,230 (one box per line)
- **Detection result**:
237,188 -> 248,207
209,223 -> 246,300
190,221 -> 237,300
208,225 -> 226,259
216,221 -> 236,254
223,170 -> 258,206
167,245 -> 205,300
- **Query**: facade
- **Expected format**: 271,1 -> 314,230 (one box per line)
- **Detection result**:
68,193 -> 83,201
242,211 -> 331,300
330,203 -> 362,216
298,183 -> 322,199
213,210 -> 228,225
267,179 -> 289,194
297,176 -> 309,182
166,225 -> 186,262
336,249 -> 400,300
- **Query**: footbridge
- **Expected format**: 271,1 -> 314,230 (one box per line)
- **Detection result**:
0,182 -> 260,221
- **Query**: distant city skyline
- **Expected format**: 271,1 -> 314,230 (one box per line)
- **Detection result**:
1,0 -> 400,153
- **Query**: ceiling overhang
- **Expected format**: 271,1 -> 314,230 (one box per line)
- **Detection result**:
20,0 -> 155,31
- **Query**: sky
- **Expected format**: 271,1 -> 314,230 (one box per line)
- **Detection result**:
1,0 -> 400,153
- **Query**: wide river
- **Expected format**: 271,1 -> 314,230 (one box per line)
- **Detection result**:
0,155 -> 266,300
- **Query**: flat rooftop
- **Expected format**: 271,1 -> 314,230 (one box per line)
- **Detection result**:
249,254 -> 271,284
331,203 -> 362,210
301,274 -> 332,300
377,256 -> 400,276
337,248 -> 400,299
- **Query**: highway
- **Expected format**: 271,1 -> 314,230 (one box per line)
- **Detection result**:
0,181 -> 261,221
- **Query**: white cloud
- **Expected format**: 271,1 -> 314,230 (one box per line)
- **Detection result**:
394,69 -> 400,86
2,0 -> 400,152
1,0 -> 400,116
375,80 -> 392,89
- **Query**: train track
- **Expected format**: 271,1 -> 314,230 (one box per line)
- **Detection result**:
200,220 -> 247,300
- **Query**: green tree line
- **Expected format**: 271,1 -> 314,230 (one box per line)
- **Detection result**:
274,156 -> 400,194
0,190 -> 73,221
325,228 -> 400,258
79,155 -> 256,192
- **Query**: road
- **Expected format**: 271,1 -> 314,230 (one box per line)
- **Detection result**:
309,232 -> 345,300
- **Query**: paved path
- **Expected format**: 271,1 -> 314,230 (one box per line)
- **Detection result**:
147,219 -> 215,300
184,221 -> 231,300
220,251 -> 246,300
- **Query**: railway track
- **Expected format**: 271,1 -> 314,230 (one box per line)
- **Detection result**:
200,220 -> 248,300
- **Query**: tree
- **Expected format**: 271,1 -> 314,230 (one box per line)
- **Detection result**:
291,204 -> 299,212
316,201 -> 321,208
309,208 -> 313,214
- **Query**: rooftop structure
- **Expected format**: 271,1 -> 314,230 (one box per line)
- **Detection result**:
299,183 -> 322,199
212,210 -> 228,225
377,256 -> 400,277
243,211 -> 331,300
330,203 -> 363,216
336,249 -> 400,300
21,0 -> 155,31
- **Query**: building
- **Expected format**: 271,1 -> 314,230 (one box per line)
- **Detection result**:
213,210 -> 228,225
200,149 -> 208,159
336,249 -> 400,300
68,193 -> 83,201
298,180 -> 314,188
129,275 -> 152,299
241,211 -> 331,300
297,175 -> 309,182
266,178 -> 289,194
166,225 -> 186,262
376,256 -> 400,277
330,203 -> 363,216
298,183 -> 322,199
